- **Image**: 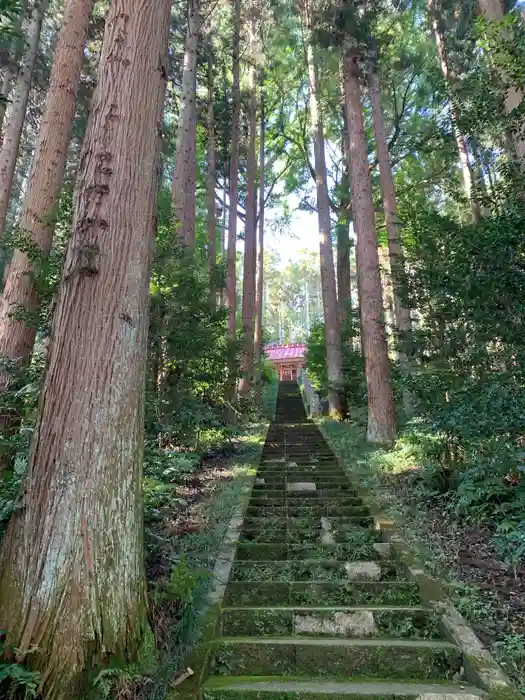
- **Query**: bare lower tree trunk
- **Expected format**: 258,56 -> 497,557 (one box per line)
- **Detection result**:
207,48 -> 217,304
226,0 -> 240,339
225,0 -> 241,416
368,69 -> 412,360
254,93 -> 265,403
306,27 -> 347,420
428,0 -> 481,222
238,26 -> 258,396
0,0 -> 94,475
0,0 -> 48,238
172,0 -> 199,246
337,108 -> 352,329
477,0 -> 525,163
0,2 -> 170,697
342,50 -> 395,444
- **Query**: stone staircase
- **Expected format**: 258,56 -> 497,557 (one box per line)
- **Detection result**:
182,381 -> 514,700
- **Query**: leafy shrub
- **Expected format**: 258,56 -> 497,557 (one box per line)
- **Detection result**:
0,635 -> 40,699
398,204 -> 525,561
306,321 -> 366,404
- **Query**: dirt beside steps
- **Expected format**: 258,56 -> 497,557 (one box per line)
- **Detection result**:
173,382 -> 520,700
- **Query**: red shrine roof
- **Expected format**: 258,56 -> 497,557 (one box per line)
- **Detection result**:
265,344 -> 306,362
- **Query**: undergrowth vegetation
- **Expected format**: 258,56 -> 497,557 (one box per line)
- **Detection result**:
323,412 -> 525,693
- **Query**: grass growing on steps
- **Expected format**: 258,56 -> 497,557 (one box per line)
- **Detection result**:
321,409 -> 525,695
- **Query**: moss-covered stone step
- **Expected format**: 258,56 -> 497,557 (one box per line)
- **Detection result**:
202,678 -> 484,700
251,487 -> 358,498
235,541 -> 387,562
286,506 -> 370,518
245,505 -> 370,519
243,516 -> 375,530
239,526 -> 380,545
208,638 -> 462,681
230,560 -> 400,583
221,607 -> 441,639
248,497 -> 364,509
223,581 -> 421,606
257,465 -> 344,474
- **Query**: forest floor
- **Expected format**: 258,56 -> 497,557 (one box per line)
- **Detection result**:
109,386 -> 279,700
323,408 -> 525,697
123,427 -> 268,700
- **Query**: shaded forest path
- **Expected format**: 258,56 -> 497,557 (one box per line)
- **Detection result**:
194,382 -> 500,699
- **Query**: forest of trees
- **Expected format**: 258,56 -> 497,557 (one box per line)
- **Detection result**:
0,0 -> 525,695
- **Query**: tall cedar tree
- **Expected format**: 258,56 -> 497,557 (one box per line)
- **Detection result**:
337,103 -> 352,328
254,91 -> 265,401
0,5 -> 25,133
368,64 -> 412,374
207,46 -> 217,301
304,3 -> 348,420
239,15 -> 258,396
0,0 -> 48,237
342,48 -> 396,444
0,0 -> 95,474
0,1 -> 171,697
172,0 -> 200,246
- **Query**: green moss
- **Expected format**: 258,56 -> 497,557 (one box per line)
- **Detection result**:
246,506 -> 287,518
204,691 -> 439,700
224,582 -> 290,605
289,560 -> 398,582
209,641 -> 461,680
289,582 -> 421,606
249,496 -> 286,506
222,609 -> 293,637
235,543 -> 288,561
287,542 -> 382,561
232,562 -> 293,582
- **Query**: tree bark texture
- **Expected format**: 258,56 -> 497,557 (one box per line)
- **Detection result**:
0,0 -> 49,238
172,0 -> 199,246
226,0 -> 240,339
477,0 -> 525,163
239,30 -> 258,396
254,93 -> 265,402
337,106 -> 351,328
0,2 -> 170,697
207,49 -> 217,304
342,50 -> 396,444
0,0 -> 94,464
428,0 -> 481,222
306,35 -> 347,420
368,69 -> 412,356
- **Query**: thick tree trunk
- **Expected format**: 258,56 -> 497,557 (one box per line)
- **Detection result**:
342,50 -> 396,444
477,0 -> 525,163
336,217 -> 351,321
254,94 -> 265,403
368,69 -> 412,358
226,0 -> 240,339
224,0 -> 241,418
207,49 -> 217,304
306,36 -> 347,420
337,109 -> 352,328
239,29 -> 258,396
0,2 -> 170,697
0,0 -> 94,474
0,0 -> 48,238
428,0 -> 481,222
172,0 -> 199,246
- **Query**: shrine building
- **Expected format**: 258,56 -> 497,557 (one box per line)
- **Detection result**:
265,343 -> 307,381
